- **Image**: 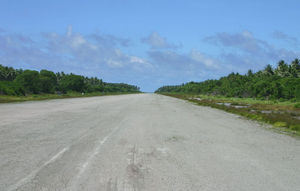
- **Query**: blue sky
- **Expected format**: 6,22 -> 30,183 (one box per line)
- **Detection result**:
0,0 -> 300,91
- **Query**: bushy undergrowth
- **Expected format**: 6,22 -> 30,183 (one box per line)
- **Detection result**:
162,93 -> 300,136
294,103 -> 300,108
0,64 -> 140,96
156,59 -> 300,101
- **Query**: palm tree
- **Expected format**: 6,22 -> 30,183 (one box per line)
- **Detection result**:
263,64 -> 274,76
275,60 -> 290,77
290,59 -> 300,78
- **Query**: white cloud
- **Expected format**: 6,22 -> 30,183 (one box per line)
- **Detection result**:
1,27 -> 299,92
66,25 -> 72,37
106,59 -> 124,68
272,31 -> 299,48
0,26 -> 153,78
204,30 -> 262,53
190,49 -> 219,69
204,31 -> 300,70
141,32 -> 180,49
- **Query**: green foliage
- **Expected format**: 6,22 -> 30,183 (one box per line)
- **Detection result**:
59,74 -> 85,93
0,81 -> 24,95
290,59 -> 300,77
40,70 -> 57,93
274,122 -> 288,127
156,58 -> 300,101
0,65 -> 140,96
103,83 -> 140,93
0,64 -> 22,81
163,93 -> 300,135
263,64 -> 274,76
294,103 -> 300,108
275,60 -> 290,77
15,70 -> 41,94
289,125 -> 300,131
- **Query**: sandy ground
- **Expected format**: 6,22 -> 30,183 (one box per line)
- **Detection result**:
0,93 -> 299,191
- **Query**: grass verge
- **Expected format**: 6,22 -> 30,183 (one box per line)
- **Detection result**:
0,92 -> 141,103
159,93 -> 300,137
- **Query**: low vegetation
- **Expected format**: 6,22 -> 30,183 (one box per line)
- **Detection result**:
156,59 -> 300,136
156,59 -> 300,101
161,93 -> 300,136
0,64 -> 140,102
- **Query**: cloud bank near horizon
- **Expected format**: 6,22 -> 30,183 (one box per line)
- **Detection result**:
0,27 -> 299,91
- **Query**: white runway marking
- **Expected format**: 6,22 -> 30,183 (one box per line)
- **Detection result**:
70,124 -> 123,190
7,147 -> 69,191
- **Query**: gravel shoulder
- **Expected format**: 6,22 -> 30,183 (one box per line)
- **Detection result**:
0,94 -> 299,191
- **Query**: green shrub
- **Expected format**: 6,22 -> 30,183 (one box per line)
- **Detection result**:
294,103 -> 300,108
274,121 -> 287,127
40,70 -> 57,93
59,74 -> 85,93
15,70 -> 41,94
0,81 -> 24,95
290,98 -> 297,103
289,125 -> 300,131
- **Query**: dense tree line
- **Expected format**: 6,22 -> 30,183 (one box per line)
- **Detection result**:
156,59 -> 300,101
0,65 -> 140,95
